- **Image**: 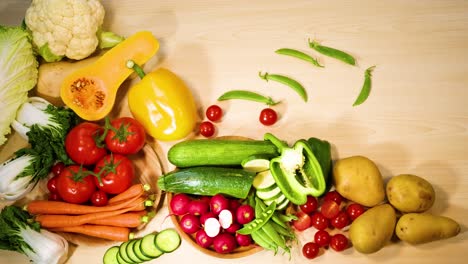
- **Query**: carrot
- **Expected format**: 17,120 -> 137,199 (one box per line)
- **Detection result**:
108,183 -> 150,204
50,224 -> 132,241
26,193 -> 143,215
87,212 -> 150,228
36,197 -> 145,228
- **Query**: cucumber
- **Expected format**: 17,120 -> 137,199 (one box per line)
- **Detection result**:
241,155 -> 272,172
154,228 -> 181,253
277,197 -> 290,210
158,166 -> 255,199
116,252 -> 131,264
133,239 -> 153,262
103,246 -> 120,264
126,240 -> 143,263
252,170 -> 277,191
118,241 -> 134,264
140,233 -> 163,258
168,139 -> 279,167
264,193 -> 287,207
256,186 -> 281,201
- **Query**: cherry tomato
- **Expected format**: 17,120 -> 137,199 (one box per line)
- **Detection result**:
331,211 -> 350,229
93,154 -> 135,194
259,108 -> 278,126
48,192 -> 62,201
199,121 -> 215,137
323,190 -> 344,205
206,105 -> 223,122
105,117 -> 146,155
65,122 -> 107,165
51,162 -> 66,177
56,165 -> 96,204
299,196 -> 318,214
330,234 -> 348,252
90,190 -> 109,207
314,230 -> 331,247
302,242 -> 320,259
320,200 -> 340,219
346,203 -> 366,221
311,212 -> 329,230
47,176 -> 59,194
292,211 -> 312,231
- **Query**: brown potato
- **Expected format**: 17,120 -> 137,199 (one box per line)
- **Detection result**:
396,213 -> 460,244
333,155 -> 385,207
386,174 -> 435,213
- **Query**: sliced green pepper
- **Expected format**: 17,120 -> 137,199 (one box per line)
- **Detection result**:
307,137 -> 332,187
264,133 -> 326,205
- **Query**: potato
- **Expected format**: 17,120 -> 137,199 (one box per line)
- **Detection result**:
386,174 -> 435,213
396,213 -> 460,244
349,204 -> 396,254
333,155 -> 385,207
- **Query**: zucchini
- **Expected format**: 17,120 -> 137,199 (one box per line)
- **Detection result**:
154,228 -> 181,253
168,139 -> 279,167
158,166 -> 255,199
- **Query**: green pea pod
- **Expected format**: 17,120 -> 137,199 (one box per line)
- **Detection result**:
275,48 -> 323,68
259,72 -> 308,102
308,39 -> 356,66
237,202 -> 277,235
261,222 -> 289,253
353,66 -> 376,106
218,90 -> 280,106
251,229 -> 277,252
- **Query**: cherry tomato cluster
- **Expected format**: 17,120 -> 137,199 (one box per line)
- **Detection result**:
199,104 -> 278,137
47,117 -> 146,206
291,190 -> 366,259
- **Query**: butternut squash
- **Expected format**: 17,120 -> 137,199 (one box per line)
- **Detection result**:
60,31 -> 159,121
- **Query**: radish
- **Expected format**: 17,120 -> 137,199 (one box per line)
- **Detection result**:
229,199 -> 241,212
225,222 -> 240,233
195,229 -> 214,248
204,217 -> 221,238
180,214 -> 201,234
213,233 -> 238,254
236,204 -> 255,224
218,209 -> 233,229
200,211 -> 216,226
188,199 -> 210,216
236,233 -> 252,247
170,193 -> 192,216
210,194 -> 230,215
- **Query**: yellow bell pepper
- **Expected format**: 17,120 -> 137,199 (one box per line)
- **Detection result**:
127,60 -> 198,141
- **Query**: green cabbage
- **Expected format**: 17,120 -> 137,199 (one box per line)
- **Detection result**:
0,25 -> 38,146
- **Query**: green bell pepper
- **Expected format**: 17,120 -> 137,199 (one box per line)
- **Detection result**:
264,133 -> 326,205
307,137 -> 332,190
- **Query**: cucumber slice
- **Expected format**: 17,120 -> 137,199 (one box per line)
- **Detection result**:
118,241 -> 134,264
116,250 -> 132,264
126,239 -> 143,263
256,186 -> 281,201
252,170 -> 276,191
264,193 -> 287,207
241,155 -> 271,172
276,196 -> 290,210
140,233 -> 163,258
103,246 -> 120,264
155,228 -> 181,253
133,239 -> 153,262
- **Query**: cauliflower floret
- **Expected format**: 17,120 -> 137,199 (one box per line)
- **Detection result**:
25,0 -> 119,61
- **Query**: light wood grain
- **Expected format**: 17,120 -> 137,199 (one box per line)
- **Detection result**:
1,0 -> 467,263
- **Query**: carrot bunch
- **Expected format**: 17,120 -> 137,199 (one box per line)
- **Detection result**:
26,184 -> 154,241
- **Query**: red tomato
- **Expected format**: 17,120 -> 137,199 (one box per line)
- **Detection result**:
302,242 -> 320,259
311,212 -> 329,230
299,196 -> 318,214
105,117 -> 146,155
292,211 -> 312,231
323,190 -> 344,205
330,234 -> 348,252
346,203 -> 366,221
48,192 -> 62,201
331,211 -> 350,229
93,154 -> 135,194
199,121 -> 215,137
259,108 -> 278,126
51,162 -> 65,177
90,190 -> 109,207
205,105 -> 223,122
314,230 -> 331,247
65,122 -> 107,165
57,165 -> 96,204
320,200 -> 340,219
47,176 -> 59,194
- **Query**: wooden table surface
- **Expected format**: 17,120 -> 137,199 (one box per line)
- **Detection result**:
1,0 -> 467,263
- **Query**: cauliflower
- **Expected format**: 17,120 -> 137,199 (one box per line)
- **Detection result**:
25,0 -> 124,62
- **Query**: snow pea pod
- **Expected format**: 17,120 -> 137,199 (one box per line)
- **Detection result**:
353,66 -> 376,106
259,72 -> 308,102
275,48 -> 323,68
217,90 -> 280,106
308,39 -> 356,66
236,202 -> 276,235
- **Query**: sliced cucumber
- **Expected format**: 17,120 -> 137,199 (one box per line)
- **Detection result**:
256,186 -> 281,201
103,246 -> 120,264
264,193 -> 287,207
252,170 -> 276,191
241,155 -> 271,172
118,241 -> 134,264
126,240 -> 143,263
133,239 -> 153,262
276,196 -> 290,210
154,228 -> 181,253
140,233 -> 163,258
116,251 -> 132,264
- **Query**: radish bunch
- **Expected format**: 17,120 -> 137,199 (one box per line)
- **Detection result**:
170,193 -> 255,254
